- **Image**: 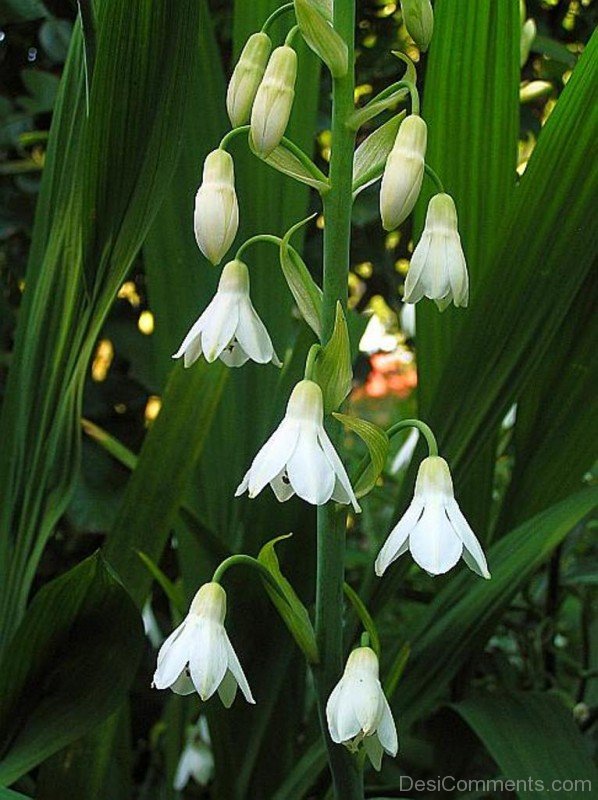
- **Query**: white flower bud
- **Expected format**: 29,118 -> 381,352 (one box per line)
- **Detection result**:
400,0 -> 434,53
404,193 -> 469,310
226,32 -> 272,127
194,149 -> 239,265
250,45 -> 297,157
380,115 -> 427,231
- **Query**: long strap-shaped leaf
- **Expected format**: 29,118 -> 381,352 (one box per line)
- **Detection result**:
453,692 -> 598,798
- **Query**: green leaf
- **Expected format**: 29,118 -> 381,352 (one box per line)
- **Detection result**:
39,19 -> 73,63
17,69 -> 60,114
0,0 -> 49,24
395,488 -> 598,726
271,739 -> 328,800
0,789 -> 33,800
0,553 -> 144,784
280,221 -> 324,337
352,113 -> 405,197
263,140 -> 329,193
258,534 -> 319,664
383,642 -> 410,700
103,361 -> 227,608
453,692 -> 598,798
348,88 -> 409,132
136,551 -> 186,617
313,302 -> 352,413
333,412 -> 389,497
343,582 -> 381,656
294,0 -> 348,78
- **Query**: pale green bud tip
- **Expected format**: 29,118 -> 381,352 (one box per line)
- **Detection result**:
190,582 -> 227,622
250,46 -> 297,156
426,193 -> 458,231
380,115 -> 427,231
398,114 -> 427,152
415,455 -> 453,498
286,379 -> 324,422
345,646 -> 379,677
203,148 -> 235,185
226,32 -> 272,127
218,259 -> 250,294
401,0 -> 434,52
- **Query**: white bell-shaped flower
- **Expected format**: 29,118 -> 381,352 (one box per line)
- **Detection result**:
404,193 -> 469,310
173,718 -> 214,790
326,646 -> 398,771
250,45 -> 297,157
173,259 -> 281,369
375,456 -> 490,578
380,115 -> 427,231
235,379 -> 360,511
194,149 -> 239,265
153,582 -> 255,707
227,32 -> 272,127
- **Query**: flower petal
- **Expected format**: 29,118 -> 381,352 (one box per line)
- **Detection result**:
403,234 -> 431,303
446,499 -> 490,578
326,680 -> 345,743
376,694 -> 398,756
188,621 -> 229,701
409,502 -> 462,575
317,429 -> 361,512
201,295 -> 240,363
237,420 -> 300,499
170,669 -> 196,696
352,675 -> 382,736
217,669 -> 238,708
333,682 -> 363,743
225,635 -> 255,703
286,427 -> 335,505
235,297 -> 280,365
363,733 -> 384,771
270,469 -> 296,502
374,499 -> 423,576
219,340 -> 250,367
153,620 -> 192,689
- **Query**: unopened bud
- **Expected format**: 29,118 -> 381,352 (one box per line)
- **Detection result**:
250,45 -> 297,157
226,32 -> 272,127
194,149 -> 239,265
380,115 -> 427,231
400,0 -> 434,53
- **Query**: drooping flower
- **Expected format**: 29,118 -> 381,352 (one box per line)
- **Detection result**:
400,0 -> 434,52
375,456 -> 490,578
173,259 -> 281,369
153,582 -> 255,707
380,115 -> 427,231
235,379 -> 360,511
173,717 -> 214,790
403,193 -> 469,310
194,149 -> 239,265
326,646 -> 398,771
250,45 -> 297,157
226,32 -> 272,127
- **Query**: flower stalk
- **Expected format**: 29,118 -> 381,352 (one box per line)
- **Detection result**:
312,2 -> 364,797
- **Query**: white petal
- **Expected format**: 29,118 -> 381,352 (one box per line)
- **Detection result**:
403,234 -> 431,303
352,676 -> 382,736
173,306 -> 211,360
326,680 -> 345,743
241,420 -> 300,499
235,297 -> 279,365
409,503 -> 462,575
153,620 -> 191,690
363,733 -> 384,771
447,237 -> 468,306
317,429 -> 361,512
217,669 -> 238,708
446,499 -> 490,578
333,682 -> 362,743
188,621 -> 229,701
376,694 -> 398,756
183,335 -> 203,368
225,636 -> 255,703
173,747 -> 193,791
286,427 -> 335,505
201,296 -> 239,363
219,340 -> 250,367
270,469 -> 296,502
170,669 -> 196,696
374,499 -> 423,576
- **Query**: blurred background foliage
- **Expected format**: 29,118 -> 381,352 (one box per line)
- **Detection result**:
0,1 -> 597,799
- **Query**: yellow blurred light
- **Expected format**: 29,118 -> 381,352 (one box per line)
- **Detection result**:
355,261 -> 373,278
138,310 -> 155,335
318,130 -> 332,162
18,279 -> 26,293
348,272 -> 366,310
362,33 -> 377,48
367,294 -> 397,327
562,69 -> 572,84
377,3 -> 397,17
316,214 -> 325,230
395,258 -> 410,275
118,280 -> 141,308
114,403 -> 127,414
385,231 -> 401,250
354,83 -> 373,103
91,339 -> 114,382
144,395 -> 162,425
540,97 -> 557,126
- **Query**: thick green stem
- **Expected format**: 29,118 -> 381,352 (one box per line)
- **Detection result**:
312,2 -> 363,798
